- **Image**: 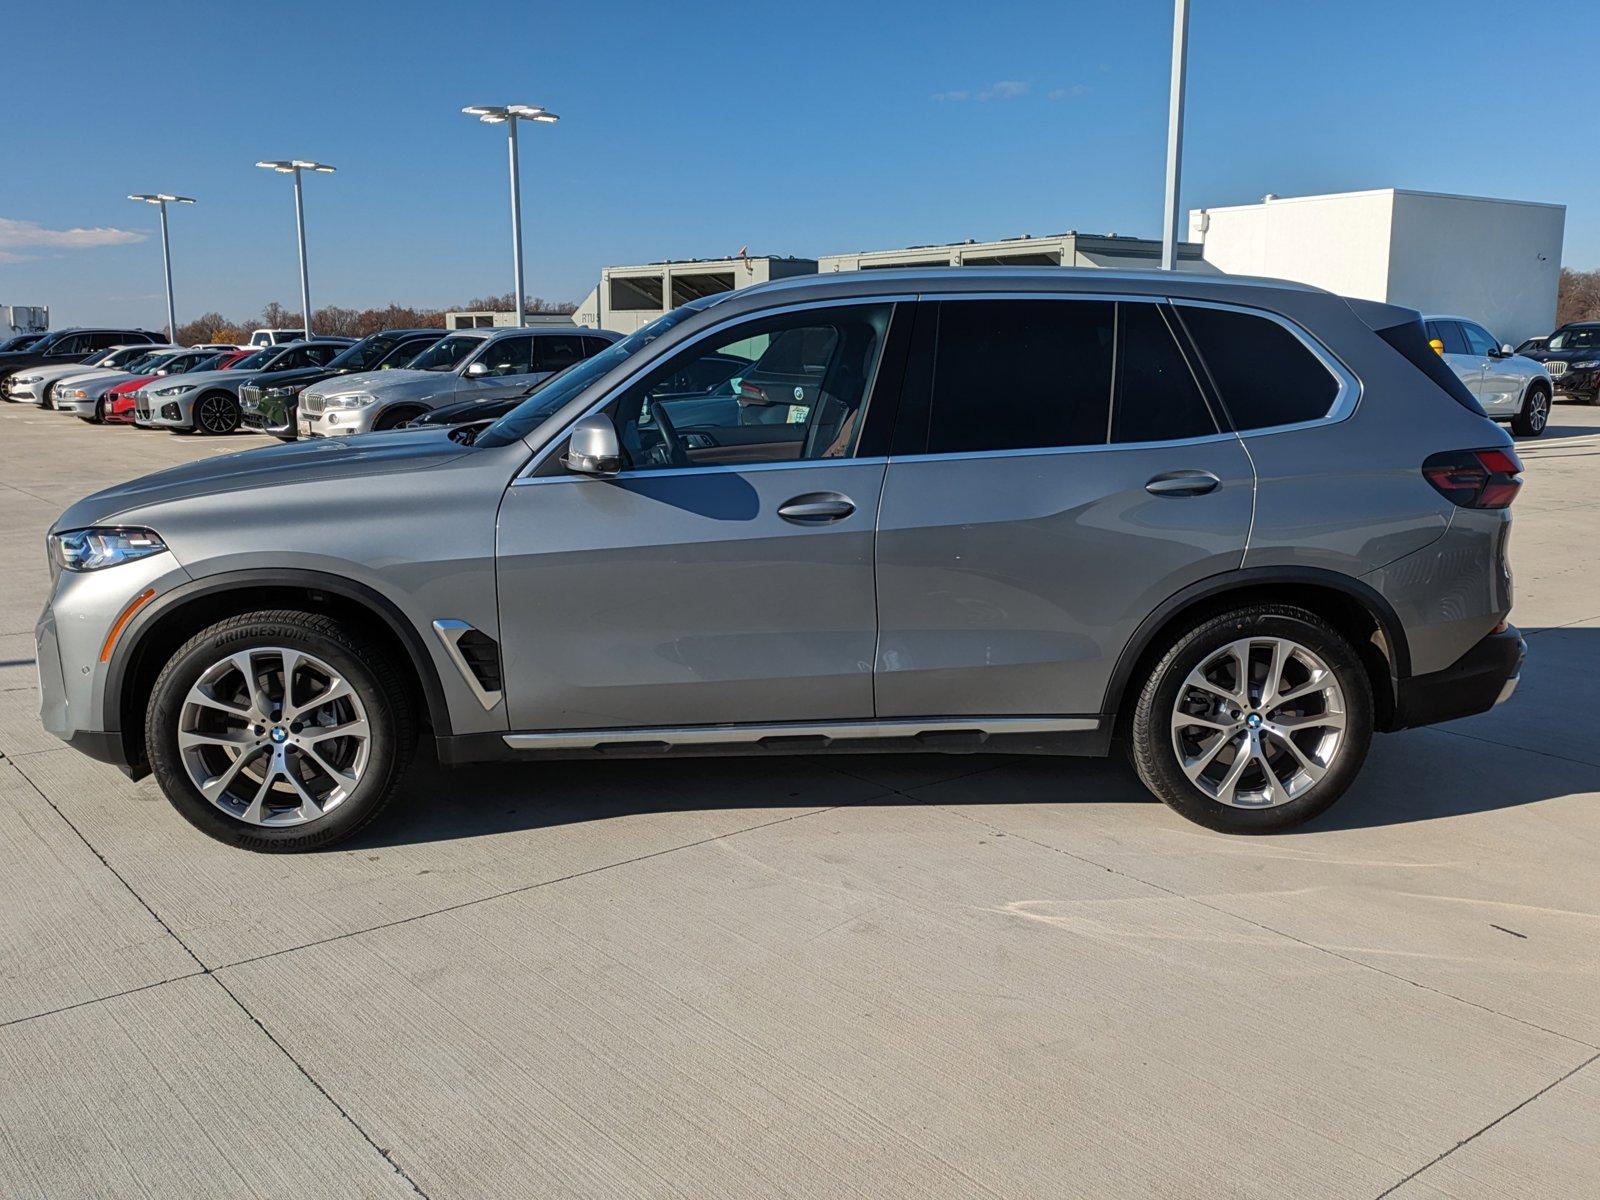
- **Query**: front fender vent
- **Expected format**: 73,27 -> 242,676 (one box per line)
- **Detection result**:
431,620 -> 503,710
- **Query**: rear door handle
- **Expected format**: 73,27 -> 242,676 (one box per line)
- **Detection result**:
1145,470 -> 1221,497
777,492 -> 856,524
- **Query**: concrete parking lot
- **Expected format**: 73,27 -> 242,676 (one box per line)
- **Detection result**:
1,403 -> 1597,1199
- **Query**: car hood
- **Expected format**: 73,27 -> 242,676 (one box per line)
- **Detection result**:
305,367 -> 443,398
248,365 -> 337,389
1523,348 -> 1594,364
56,367 -> 129,388
53,427 -> 473,529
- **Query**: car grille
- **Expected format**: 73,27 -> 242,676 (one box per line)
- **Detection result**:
301,392 -> 325,415
134,391 -> 151,419
1545,361 -> 1568,377
239,384 -> 261,412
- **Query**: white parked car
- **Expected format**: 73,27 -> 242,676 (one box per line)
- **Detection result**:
53,347 -> 217,419
2,344 -> 173,406
1423,315 -> 1551,437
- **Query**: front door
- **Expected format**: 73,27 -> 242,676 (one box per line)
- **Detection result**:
1462,321 -> 1521,416
875,297 -> 1255,717
496,302 -> 902,731
461,335 -> 535,403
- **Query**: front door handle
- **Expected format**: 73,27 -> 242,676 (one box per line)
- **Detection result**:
777,492 -> 856,524
1145,470 -> 1221,497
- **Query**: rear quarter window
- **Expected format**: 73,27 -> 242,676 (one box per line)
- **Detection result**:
1176,305 -> 1340,431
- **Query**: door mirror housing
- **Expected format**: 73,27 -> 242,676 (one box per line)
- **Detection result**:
561,414 -> 622,476
1498,343 -> 1515,357
464,361 -> 489,378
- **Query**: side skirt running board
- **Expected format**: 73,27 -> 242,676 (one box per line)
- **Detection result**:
501,715 -> 1102,754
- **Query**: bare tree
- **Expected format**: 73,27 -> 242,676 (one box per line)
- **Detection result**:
175,312 -> 241,346
463,292 -> 577,315
1557,268 -> 1600,326
260,301 -> 301,331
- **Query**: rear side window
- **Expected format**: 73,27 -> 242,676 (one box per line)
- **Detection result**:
928,299 -> 1113,453
1178,305 -> 1340,431
1425,320 -> 1469,355
532,335 -> 587,372
1112,302 -> 1216,443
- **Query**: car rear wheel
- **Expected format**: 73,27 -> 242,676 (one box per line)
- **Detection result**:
145,611 -> 416,851
1130,605 -> 1373,833
1511,383 -> 1550,437
194,391 -> 241,435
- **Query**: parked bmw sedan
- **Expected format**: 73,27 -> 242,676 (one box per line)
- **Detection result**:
296,327 -> 617,437
241,328 -> 446,440
37,269 -> 1525,851
54,347 -> 220,421
140,338 -> 353,434
3,343 -> 171,406
1515,321 -> 1600,405
112,351 -> 252,425
1423,315 -> 1551,436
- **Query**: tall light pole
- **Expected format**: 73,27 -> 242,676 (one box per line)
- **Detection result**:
255,160 -> 336,338
461,105 -> 559,327
1160,0 -> 1190,271
127,193 -> 194,340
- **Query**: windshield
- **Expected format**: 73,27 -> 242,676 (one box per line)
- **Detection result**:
327,333 -> 399,372
1547,326 -> 1600,351
0,333 -> 44,353
407,334 -> 481,372
477,311 -> 693,447
231,348 -> 280,371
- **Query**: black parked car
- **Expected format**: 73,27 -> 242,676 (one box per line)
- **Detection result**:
240,328 -> 445,439
1517,322 -> 1600,404
0,327 -> 164,387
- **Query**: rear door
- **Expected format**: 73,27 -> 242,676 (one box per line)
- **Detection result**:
1426,320 -> 1486,403
874,296 -> 1254,718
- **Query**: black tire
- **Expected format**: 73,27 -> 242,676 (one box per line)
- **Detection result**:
193,391 -> 241,435
1511,383 -> 1550,437
1130,605 -> 1373,833
145,610 -> 417,851
90,397 -> 106,424
372,405 -> 424,432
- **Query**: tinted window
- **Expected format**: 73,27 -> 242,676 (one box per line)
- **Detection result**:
582,336 -> 611,358
306,344 -> 342,366
478,336 -> 532,376
1179,306 -> 1339,431
1425,320 -> 1470,356
612,305 -> 891,470
1461,323 -> 1498,356
532,335 -> 587,373
48,334 -> 88,356
1113,303 -> 1216,443
1547,326 -> 1600,351
927,299 -> 1113,453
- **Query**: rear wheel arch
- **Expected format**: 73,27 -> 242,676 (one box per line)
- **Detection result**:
107,570 -> 453,773
1105,569 -> 1408,735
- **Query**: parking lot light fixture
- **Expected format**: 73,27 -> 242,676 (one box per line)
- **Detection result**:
127,193 -> 195,341
461,105 -> 561,326
255,159 -> 337,339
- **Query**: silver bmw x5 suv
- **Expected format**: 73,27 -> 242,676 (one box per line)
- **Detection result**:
37,269 -> 1525,851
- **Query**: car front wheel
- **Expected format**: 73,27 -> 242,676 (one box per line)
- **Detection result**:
1511,383 -> 1549,437
1130,605 -> 1373,833
145,610 -> 416,851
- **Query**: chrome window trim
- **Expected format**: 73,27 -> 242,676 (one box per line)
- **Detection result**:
512,455 -> 890,487
516,294 -> 916,481
1170,298 -> 1361,438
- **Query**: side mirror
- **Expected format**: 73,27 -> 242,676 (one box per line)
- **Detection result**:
464,361 -> 489,378
561,414 -> 622,476
1500,343 -> 1515,356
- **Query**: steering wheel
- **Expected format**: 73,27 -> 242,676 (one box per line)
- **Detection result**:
646,399 -> 691,468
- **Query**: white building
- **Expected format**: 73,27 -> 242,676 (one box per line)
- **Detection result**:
1189,189 -> 1565,342
444,310 -> 575,330
818,231 -> 1210,274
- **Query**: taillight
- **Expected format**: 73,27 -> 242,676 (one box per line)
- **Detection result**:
1422,448 -> 1523,509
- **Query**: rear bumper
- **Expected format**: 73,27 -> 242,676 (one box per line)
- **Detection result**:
1388,624 -> 1524,731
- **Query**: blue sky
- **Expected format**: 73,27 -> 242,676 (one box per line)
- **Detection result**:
2,0 -> 1590,329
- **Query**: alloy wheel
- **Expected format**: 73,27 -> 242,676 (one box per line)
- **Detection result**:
1169,636 -> 1346,809
177,646 -> 370,826
1529,391 -> 1549,432
197,393 -> 236,434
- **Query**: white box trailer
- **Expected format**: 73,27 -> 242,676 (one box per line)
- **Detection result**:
1189,189 -> 1564,344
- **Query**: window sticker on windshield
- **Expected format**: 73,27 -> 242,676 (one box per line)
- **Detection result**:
786,404 -> 811,424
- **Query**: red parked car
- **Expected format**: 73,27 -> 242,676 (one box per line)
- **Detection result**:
105,350 -> 250,425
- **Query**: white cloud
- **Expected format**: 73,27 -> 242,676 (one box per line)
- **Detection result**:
1048,84 -> 1092,100
0,250 -> 37,265
933,80 -> 1031,103
0,217 -> 146,252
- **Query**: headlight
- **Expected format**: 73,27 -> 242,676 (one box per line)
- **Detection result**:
63,388 -> 87,400
151,383 -> 196,397
323,392 -> 375,409
15,374 -> 42,384
49,527 -> 168,572
1570,360 -> 1600,370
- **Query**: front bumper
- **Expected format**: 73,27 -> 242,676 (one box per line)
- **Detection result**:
1388,624 -> 1525,731
241,385 -> 297,438
3,378 -> 42,403
297,407 -> 367,438
145,392 -> 197,428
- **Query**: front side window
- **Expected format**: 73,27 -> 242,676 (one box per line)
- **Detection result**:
306,344 -> 343,366
410,334 -> 482,372
927,299 -> 1114,453
476,336 -> 533,376
1179,305 -> 1340,431
328,334 -> 396,372
1113,302 -> 1217,443
1461,323 -> 1499,357
612,304 -> 892,471
48,334 -> 89,356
